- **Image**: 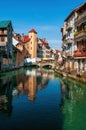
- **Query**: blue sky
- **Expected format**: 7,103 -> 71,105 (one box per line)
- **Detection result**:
0,0 -> 86,50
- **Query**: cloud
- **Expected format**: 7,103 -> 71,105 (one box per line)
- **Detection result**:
14,23 -> 59,30
14,25 -> 59,35
35,25 -> 59,31
48,39 -> 62,50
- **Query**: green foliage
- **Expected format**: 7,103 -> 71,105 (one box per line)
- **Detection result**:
84,25 -> 86,33
74,29 -> 78,36
77,70 -> 83,77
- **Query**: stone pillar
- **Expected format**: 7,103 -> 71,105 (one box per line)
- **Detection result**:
74,60 -> 78,70
80,60 -> 83,70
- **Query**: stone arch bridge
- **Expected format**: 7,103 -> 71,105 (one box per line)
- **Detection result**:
25,61 -> 55,69
36,62 -> 55,69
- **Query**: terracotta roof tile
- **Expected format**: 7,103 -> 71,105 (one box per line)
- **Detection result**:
23,36 -> 30,43
13,34 -> 30,43
29,29 -> 37,34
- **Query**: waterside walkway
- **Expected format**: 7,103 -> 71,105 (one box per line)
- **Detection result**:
55,69 -> 86,84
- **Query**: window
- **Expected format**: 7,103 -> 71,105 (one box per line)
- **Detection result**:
1,37 -> 5,42
1,29 -> 4,34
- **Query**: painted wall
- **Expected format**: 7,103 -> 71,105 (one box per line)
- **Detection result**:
29,32 -> 37,58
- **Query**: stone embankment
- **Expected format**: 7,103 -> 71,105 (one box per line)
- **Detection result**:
55,69 -> 86,84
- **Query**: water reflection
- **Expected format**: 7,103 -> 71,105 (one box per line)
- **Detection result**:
0,69 -> 55,116
61,78 -> 86,130
0,76 -> 14,117
0,69 -> 62,130
16,69 -> 54,101
1,69 -> 86,130
61,78 -> 85,101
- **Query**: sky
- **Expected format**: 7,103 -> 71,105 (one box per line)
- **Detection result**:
0,0 -> 86,50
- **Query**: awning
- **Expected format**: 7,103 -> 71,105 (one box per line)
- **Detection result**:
74,56 -> 86,59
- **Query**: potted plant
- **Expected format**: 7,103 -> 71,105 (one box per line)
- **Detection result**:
74,29 -> 78,36
77,70 -> 83,77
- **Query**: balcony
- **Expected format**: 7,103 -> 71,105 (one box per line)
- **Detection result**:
74,30 -> 86,41
64,38 -> 73,45
66,24 -> 73,31
0,42 -> 6,46
74,50 -> 86,58
75,11 -> 86,25
66,52 -> 71,57
0,30 -> 7,35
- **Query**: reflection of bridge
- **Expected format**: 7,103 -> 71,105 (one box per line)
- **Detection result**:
25,69 -> 54,78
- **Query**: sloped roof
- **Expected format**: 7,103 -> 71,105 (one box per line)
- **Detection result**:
65,3 -> 86,21
64,9 -> 76,21
13,34 -> 30,43
29,29 -> 37,34
56,50 -> 61,54
0,20 -> 12,28
13,34 -> 21,41
38,38 -> 50,49
23,36 -> 30,43
76,2 -> 86,12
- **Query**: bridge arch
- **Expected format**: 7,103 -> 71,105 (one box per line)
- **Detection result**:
37,62 -> 55,69
25,61 -> 55,69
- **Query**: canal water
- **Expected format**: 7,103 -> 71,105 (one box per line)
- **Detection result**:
0,68 -> 86,130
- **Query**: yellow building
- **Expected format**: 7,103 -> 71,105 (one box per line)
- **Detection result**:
28,29 -> 37,58
13,29 -> 38,66
21,29 -> 37,59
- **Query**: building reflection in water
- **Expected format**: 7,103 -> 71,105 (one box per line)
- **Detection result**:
61,77 -> 86,130
60,77 -> 84,112
26,76 -> 37,101
0,76 -> 15,117
61,78 -> 84,101
16,69 -> 54,101
0,69 -> 54,117
0,69 -> 63,130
